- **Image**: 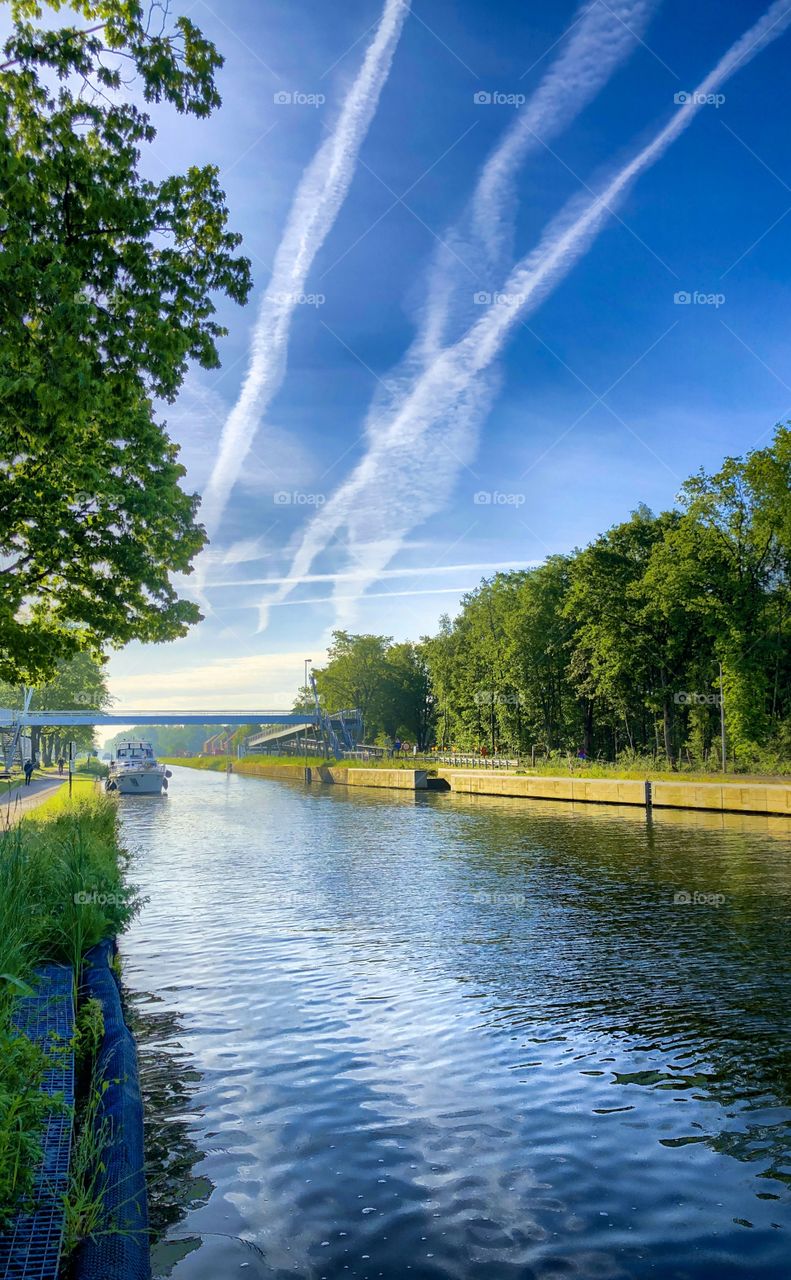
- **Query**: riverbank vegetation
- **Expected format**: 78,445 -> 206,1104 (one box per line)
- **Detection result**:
163,753 -> 344,771
0,654 -> 111,769
0,794 -> 137,1230
0,0 -> 252,1257
304,429 -> 790,773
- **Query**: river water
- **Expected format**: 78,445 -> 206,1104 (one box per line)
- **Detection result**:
118,766 -> 791,1280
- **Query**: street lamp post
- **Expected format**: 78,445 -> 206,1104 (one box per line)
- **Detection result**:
304,659 -> 312,764
718,662 -> 726,773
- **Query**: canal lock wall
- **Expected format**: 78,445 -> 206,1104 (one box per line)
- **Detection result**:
194,759 -> 791,817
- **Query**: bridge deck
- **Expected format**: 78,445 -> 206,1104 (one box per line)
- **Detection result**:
0,709 -> 316,728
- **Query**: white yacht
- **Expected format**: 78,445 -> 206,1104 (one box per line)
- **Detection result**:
106,740 -> 170,795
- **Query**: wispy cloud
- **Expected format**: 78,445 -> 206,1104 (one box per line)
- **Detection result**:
258,0 -> 658,628
196,0 -> 411,564
259,0 -> 791,632
162,369 -> 310,500
107,651 -> 328,710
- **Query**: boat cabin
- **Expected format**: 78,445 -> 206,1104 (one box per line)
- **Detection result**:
114,741 -> 156,761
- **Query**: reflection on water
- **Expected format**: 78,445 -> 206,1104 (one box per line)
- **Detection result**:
118,769 -> 791,1279
123,988 -> 211,1271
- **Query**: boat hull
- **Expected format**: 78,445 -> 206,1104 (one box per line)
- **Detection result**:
109,770 -> 166,795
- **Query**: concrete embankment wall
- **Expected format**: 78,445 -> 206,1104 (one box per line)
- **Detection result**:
177,761 -> 791,816
447,772 -> 791,816
446,773 -> 648,807
651,779 -> 791,816
224,761 -> 427,790
229,761 -> 312,783
314,766 -> 427,790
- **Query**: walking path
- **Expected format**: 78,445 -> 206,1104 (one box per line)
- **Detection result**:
1,774 -> 67,823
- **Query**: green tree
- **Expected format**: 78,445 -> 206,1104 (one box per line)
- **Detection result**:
0,1 -> 251,684
424,566 -> 580,756
313,632 -> 393,739
104,722 -> 223,757
645,426 -> 791,758
309,633 -> 435,746
501,558 -> 580,753
381,641 -> 435,748
566,507 -> 696,765
0,651 -> 111,763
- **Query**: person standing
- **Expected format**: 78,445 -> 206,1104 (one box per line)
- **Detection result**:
57,756 -> 65,776
23,757 -> 34,786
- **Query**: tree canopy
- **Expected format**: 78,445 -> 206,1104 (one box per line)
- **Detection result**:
308,428 -> 790,769
307,631 -> 435,748
0,649 -> 110,760
0,0 -> 251,684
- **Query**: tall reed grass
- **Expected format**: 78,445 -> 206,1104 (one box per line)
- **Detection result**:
0,796 -> 138,1228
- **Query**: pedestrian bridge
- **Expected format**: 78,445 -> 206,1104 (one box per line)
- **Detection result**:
0,708 -> 317,727
0,698 -> 363,766
1,669 -> 363,765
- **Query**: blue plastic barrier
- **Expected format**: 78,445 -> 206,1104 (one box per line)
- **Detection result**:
0,964 -> 74,1280
73,940 -> 150,1280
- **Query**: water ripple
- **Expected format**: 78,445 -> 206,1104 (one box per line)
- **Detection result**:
118,768 -> 791,1278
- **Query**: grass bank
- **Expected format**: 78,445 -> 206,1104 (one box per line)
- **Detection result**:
163,753 -> 340,770
0,793 -> 138,1237
519,758 -> 791,783
32,775 -> 99,817
164,753 -> 441,772
164,754 -> 790,785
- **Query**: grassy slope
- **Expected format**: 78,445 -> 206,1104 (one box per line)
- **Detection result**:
163,755 -> 441,773
163,754 -> 345,770
31,776 -> 98,817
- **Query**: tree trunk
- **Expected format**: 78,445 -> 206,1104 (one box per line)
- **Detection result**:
662,695 -> 676,768
583,700 -> 594,756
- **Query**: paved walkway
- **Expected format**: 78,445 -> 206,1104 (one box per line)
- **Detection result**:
1,774 -> 67,824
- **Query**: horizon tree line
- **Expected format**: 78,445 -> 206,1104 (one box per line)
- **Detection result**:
306,427 -> 790,769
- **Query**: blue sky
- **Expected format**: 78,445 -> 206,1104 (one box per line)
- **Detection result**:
104,0 -> 791,718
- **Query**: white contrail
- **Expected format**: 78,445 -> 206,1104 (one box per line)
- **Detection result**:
257,0 -> 656,626
431,0 -> 657,348
259,0 -> 791,631
367,0 -> 656,423
201,559 -> 540,589
196,0 -> 410,554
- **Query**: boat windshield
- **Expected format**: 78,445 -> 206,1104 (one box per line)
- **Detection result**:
115,743 -> 155,761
